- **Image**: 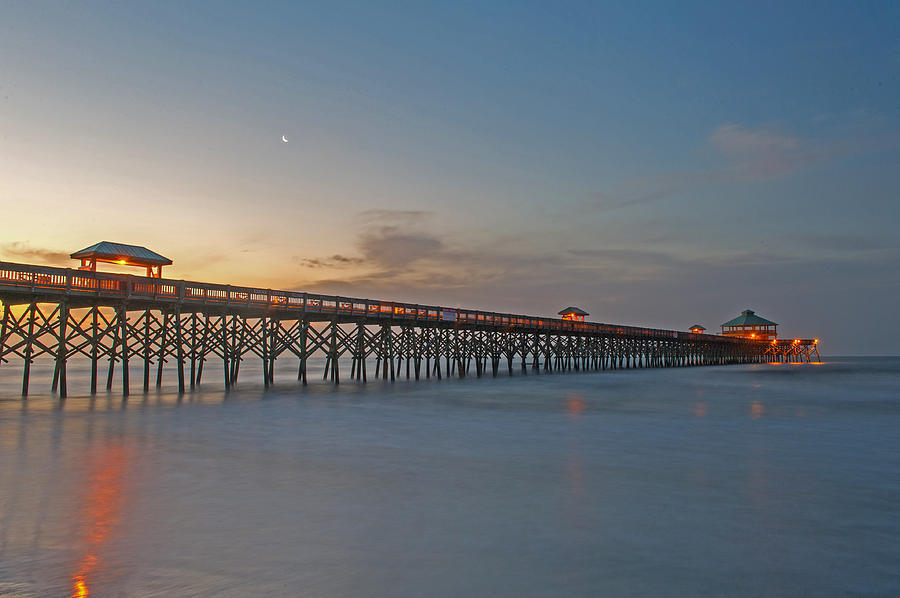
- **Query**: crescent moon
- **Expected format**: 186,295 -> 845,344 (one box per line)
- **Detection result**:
282,135 -> 288,143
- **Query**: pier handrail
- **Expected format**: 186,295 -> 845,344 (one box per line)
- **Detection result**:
0,260 -> 748,344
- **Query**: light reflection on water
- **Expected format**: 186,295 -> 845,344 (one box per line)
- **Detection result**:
0,357 -> 898,597
70,442 -> 132,598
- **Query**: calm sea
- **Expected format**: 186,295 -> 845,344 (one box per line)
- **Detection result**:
0,357 -> 898,597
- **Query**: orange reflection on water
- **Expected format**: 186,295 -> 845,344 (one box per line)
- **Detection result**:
750,401 -> 765,419
70,443 -> 132,598
566,393 -> 586,419
566,452 -> 584,499
694,401 -> 707,418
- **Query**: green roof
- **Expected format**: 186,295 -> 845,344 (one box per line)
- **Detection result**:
721,309 -> 777,327
71,241 -> 172,266
689,324 -> 706,330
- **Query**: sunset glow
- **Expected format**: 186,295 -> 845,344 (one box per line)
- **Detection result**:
0,5 -> 897,598
0,4 -> 896,354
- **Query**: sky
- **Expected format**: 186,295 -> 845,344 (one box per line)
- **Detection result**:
1,1 -> 899,354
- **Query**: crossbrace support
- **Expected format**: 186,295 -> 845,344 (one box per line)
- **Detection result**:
0,302 -> 771,397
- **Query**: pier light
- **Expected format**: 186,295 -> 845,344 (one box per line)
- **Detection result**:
71,241 -> 173,278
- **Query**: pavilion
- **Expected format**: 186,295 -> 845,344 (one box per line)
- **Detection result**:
71,241 -> 172,278
558,307 -> 589,322
689,324 -> 706,334
720,309 -> 778,340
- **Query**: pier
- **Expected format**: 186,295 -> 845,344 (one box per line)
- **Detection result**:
1,260 -> 782,398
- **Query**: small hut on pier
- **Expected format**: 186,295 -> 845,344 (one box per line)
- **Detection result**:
720,309 -> 777,340
559,307 -> 589,322
689,324 -> 706,334
71,241 -> 172,278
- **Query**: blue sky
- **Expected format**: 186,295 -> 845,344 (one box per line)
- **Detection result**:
1,1 -> 898,353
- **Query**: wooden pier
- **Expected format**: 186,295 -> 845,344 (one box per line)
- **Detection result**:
0,261 -> 779,398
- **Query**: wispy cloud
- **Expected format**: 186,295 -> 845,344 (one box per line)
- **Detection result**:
709,123 -> 834,181
298,254 -> 365,268
357,209 -> 433,225
0,242 -> 70,265
709,124 -> 799,155
293,209 -> 566,305
796,233 -> 897,252
590,169 -> 725,212
590,119 -> 891,212
295,227 -> 900,343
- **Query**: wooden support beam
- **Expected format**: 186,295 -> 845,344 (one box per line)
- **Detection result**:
156,311 -> 168,388
143,309 -> 152,392
0,301 -> 9,373
176,310 -> 185,393
118,305 -> 129,396
22,302 -> 36,397
298,319 -> 309,385
55,302 -> 68,398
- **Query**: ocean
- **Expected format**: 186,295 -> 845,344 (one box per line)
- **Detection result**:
0,357 -> 898,597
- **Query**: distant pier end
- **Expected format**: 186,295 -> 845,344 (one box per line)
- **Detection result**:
720,309 -> 820,362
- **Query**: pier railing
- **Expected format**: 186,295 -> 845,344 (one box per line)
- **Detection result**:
0,260 -> 739,344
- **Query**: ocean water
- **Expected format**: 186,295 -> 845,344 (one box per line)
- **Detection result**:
0,357 -> 898,597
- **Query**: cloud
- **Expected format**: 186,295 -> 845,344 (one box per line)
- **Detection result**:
358,229 -> 444,268
590,120 -> 877,212
288,217 -> 900,352
709,124 -> 799,156
590,169 -> 726,212
293,209 -> 569,306
708,123 -> 832,181
796,233 -> 896,252
0,242 -> 70,266
298,254 -> 365,268
357,209 -> 433,225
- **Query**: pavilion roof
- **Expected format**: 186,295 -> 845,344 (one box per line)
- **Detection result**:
689,324 -> 706,330
721,310 -> 777,327
71,241 -> 173,266
558,306 -> 589,316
